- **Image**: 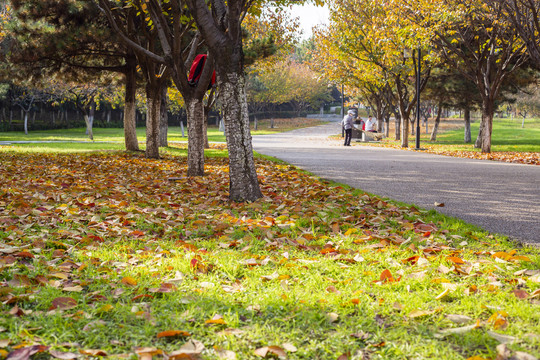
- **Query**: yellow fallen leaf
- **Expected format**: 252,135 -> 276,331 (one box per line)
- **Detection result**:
121,276 -> 138,286
409,309 -> 437,318
96,304 -> 114,313
435,288 -> 451,300
49,273 -> 69,280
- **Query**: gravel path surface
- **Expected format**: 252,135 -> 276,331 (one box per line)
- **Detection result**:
252,121 -> 540,245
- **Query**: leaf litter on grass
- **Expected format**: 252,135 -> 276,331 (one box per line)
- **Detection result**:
0,152 -> 539,359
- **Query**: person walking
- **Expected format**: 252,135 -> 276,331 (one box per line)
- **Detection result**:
342,109 -> 355,146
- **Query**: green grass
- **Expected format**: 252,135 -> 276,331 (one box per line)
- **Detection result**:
380,117 -> 540,153
433,118 -> 540,152
0,122 -> 538,359
0,118 -> 328,148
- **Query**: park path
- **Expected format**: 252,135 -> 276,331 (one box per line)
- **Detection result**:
252,121 -> 540,245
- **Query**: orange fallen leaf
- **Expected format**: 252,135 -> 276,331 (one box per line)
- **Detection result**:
205,314 -> 226,325
380,269 -> 395,283
157,330 -> 191,338
447,256 -> 464,265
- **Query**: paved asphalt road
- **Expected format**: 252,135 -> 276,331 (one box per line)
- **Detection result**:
252,121 -> 540,245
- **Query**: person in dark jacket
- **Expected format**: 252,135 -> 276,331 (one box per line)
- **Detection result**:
342,109 -> 355,146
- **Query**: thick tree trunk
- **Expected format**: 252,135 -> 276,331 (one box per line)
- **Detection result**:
219,73 -> 262,202
464,107 -> 471,143
430,103 -> 443,141
159,84 -> 168,147
145,82 -> 161,159
384,116 -> 390,138
124,63 -> 139,151
185,97 -> 205,176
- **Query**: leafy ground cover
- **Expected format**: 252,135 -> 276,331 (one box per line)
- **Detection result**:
0,148 -> 539,360
358,118 -> 540,165
0,118 -> 327,145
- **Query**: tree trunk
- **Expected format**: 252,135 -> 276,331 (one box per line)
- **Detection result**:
480,103 -> 494,153
24,112 -> 28,135
430,102 -> 443,141
394,113 -> 401,141
219,72 -> 262,202
84,114 -> 94,140
123,63 -> 139,151
145,82 -> 161,159
159,84 -> 169,147
400,111 -> 409,147
464,107 -> 471,143
83,102 -> 95,141
203,111 -> 210,149
474,117 -> 485,148
185,97 -> 205,176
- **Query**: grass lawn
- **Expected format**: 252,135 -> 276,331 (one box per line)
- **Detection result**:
0,142 -> 539,360
354,117 -> 540,165
427,117 -> 540,153
0,118 -> 328,147
378,117 -> 540,152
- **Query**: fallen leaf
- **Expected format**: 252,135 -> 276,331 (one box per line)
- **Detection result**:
157,330 -> 191,338
434,202 -> 445,207
49,297 -> 77,311
49,350 -> 80,359
215,348 -> 236,359
487,331 -> 517,344
408,309 -> 437,318
121,276 -> 138,286
512,289 -> 529,299
78,349 -> 108,357
446,314 -> 472,324
168,339 -> 205,357
327,312 -> 339,323
254,346 -> 287,358
63,286 -> 83,292
281,343 -> 297,352
205,314 -> 226,325
380,269 -> 395,283
447,256 -> 464,265
436,321 -> 481,337
6,345 -> 49,360
435,288 -> 451,300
